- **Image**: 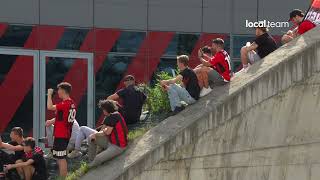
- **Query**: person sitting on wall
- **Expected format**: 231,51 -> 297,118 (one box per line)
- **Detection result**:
160,55 -> 200,115
39,118 -> 80,159
87,99 -> 128,168
193,46 -> 214,97
194,38 -> 232,97
238,27 -> 277,72
282,9 -> 317,44
67,100 -> 122,159
107,75 -> 147,125
0,127 -> 25,179
4,137 -> 48,180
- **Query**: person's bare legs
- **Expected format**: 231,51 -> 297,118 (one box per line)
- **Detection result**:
194,66 -> 211,89
240,46 -> 249,68
57,159 -> 68,177
281,34 -> 294,44
15,160 -> 25,179
22,165 -> 35,180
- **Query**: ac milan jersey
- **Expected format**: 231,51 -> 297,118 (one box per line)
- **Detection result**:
54,99 -> 76,139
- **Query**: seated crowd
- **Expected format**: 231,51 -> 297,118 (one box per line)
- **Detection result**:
0,8 -> 317,180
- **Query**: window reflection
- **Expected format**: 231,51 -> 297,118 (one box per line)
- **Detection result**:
0,25 -> 33,47
111,31 -> 146,53
57,28 -> 89,50
165,33 -> 200,55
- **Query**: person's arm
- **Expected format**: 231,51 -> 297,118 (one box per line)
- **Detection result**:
160,75 -> 183,86
47,89 -> 56,111
4,159 -> 34,170
246,42 -> 258,52
46,118 -> 55,127
102,126 -> 114,136
107,93 -> 120,101
0,143 -> 23,152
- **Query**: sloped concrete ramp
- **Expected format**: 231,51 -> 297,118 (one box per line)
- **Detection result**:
82,27 -> 320,180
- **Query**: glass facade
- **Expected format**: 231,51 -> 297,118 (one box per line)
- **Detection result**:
0,24 -> 283,135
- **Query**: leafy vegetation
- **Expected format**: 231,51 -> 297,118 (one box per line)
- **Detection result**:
64,161 -> 89,180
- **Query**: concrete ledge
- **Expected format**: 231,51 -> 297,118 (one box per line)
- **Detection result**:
81,27 -> 320,180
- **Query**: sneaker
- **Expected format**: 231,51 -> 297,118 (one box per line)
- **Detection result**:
168,106 -> 185,116
44,151 -> 53,159
236,64 -> 251,75
67,150 -> 82,159
200,87 -> 213,97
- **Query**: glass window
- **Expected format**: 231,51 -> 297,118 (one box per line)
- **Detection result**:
56,28 -> 89,50
232,35 -> 255,58
110,31 -> 146,53
165,33 -> 200,56
0,25 -> 33,47
232,60 -> 242,72
0,54 -> 34,140
150,57 -> 177,86
95,54 -> 136,123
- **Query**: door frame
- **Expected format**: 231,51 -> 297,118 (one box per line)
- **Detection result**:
0,48 -> 40,140
39,50 -> 94,140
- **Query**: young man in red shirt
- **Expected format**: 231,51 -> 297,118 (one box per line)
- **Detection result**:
282,9 -> 317,44
88,99 -> 128,168
196,38 -> 232,96
47,82 -> 76,178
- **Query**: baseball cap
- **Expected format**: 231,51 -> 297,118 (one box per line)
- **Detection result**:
289,9 -> 304,21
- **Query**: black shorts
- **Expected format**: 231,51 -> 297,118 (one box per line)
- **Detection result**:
52,138 -> 69,159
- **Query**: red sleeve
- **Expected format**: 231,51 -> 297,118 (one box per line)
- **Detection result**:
298,21 -> 316,35
209,53 -> 223,67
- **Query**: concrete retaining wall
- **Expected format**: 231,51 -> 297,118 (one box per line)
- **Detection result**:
81,27 -> 320,180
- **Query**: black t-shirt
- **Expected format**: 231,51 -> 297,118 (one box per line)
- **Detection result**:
30,153 -> 47,180
254,33 -> 277,59
8,141 -> 24,161
103,113 -> 120,127
116,85 -> 146,124
179,68 -> 200,100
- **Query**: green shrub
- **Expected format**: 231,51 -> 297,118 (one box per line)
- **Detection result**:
138,71 -> 176,114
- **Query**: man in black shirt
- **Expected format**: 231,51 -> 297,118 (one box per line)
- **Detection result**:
239,27 -> 277,71
160,55 -> 200,115
4,137 -> 47,180
107,75 -> 146,124
0,127 -> 25,179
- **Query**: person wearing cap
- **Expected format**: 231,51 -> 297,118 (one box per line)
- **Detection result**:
238,26 -> 277,72
282,9 -> 317,44
107,75 -> 146,125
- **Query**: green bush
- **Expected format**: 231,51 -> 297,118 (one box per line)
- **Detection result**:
138,71 -> 176,114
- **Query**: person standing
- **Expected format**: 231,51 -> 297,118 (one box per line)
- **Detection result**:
47,82 -> 76,178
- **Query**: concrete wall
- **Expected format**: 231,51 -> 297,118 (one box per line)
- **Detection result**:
81,27 -> 320,180
0,0 -> 309,33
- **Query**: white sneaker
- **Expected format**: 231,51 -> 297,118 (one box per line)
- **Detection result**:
67,150 -> 82,159
236,64 -> 251,75
200,87 -> 213,97
44,151 -> 53,159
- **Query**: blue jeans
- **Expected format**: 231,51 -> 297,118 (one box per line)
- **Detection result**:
167,84 -> 196,111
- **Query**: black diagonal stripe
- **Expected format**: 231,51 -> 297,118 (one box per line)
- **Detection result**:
113,126 -> 120,147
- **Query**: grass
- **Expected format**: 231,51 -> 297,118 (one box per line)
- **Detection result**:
128,127 -> 151,141
64,161 -> 89,180
62,127 -> 151,180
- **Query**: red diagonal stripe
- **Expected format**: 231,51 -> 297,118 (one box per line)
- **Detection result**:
0,26 -> 65,133
0,23 -> 8,37
189,33 -> 228,68
118,31 -> 175,88
96,31 -> 174,126
48,29 -> 121,121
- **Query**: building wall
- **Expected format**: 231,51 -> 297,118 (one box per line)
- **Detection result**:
0,0 -> 311,137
